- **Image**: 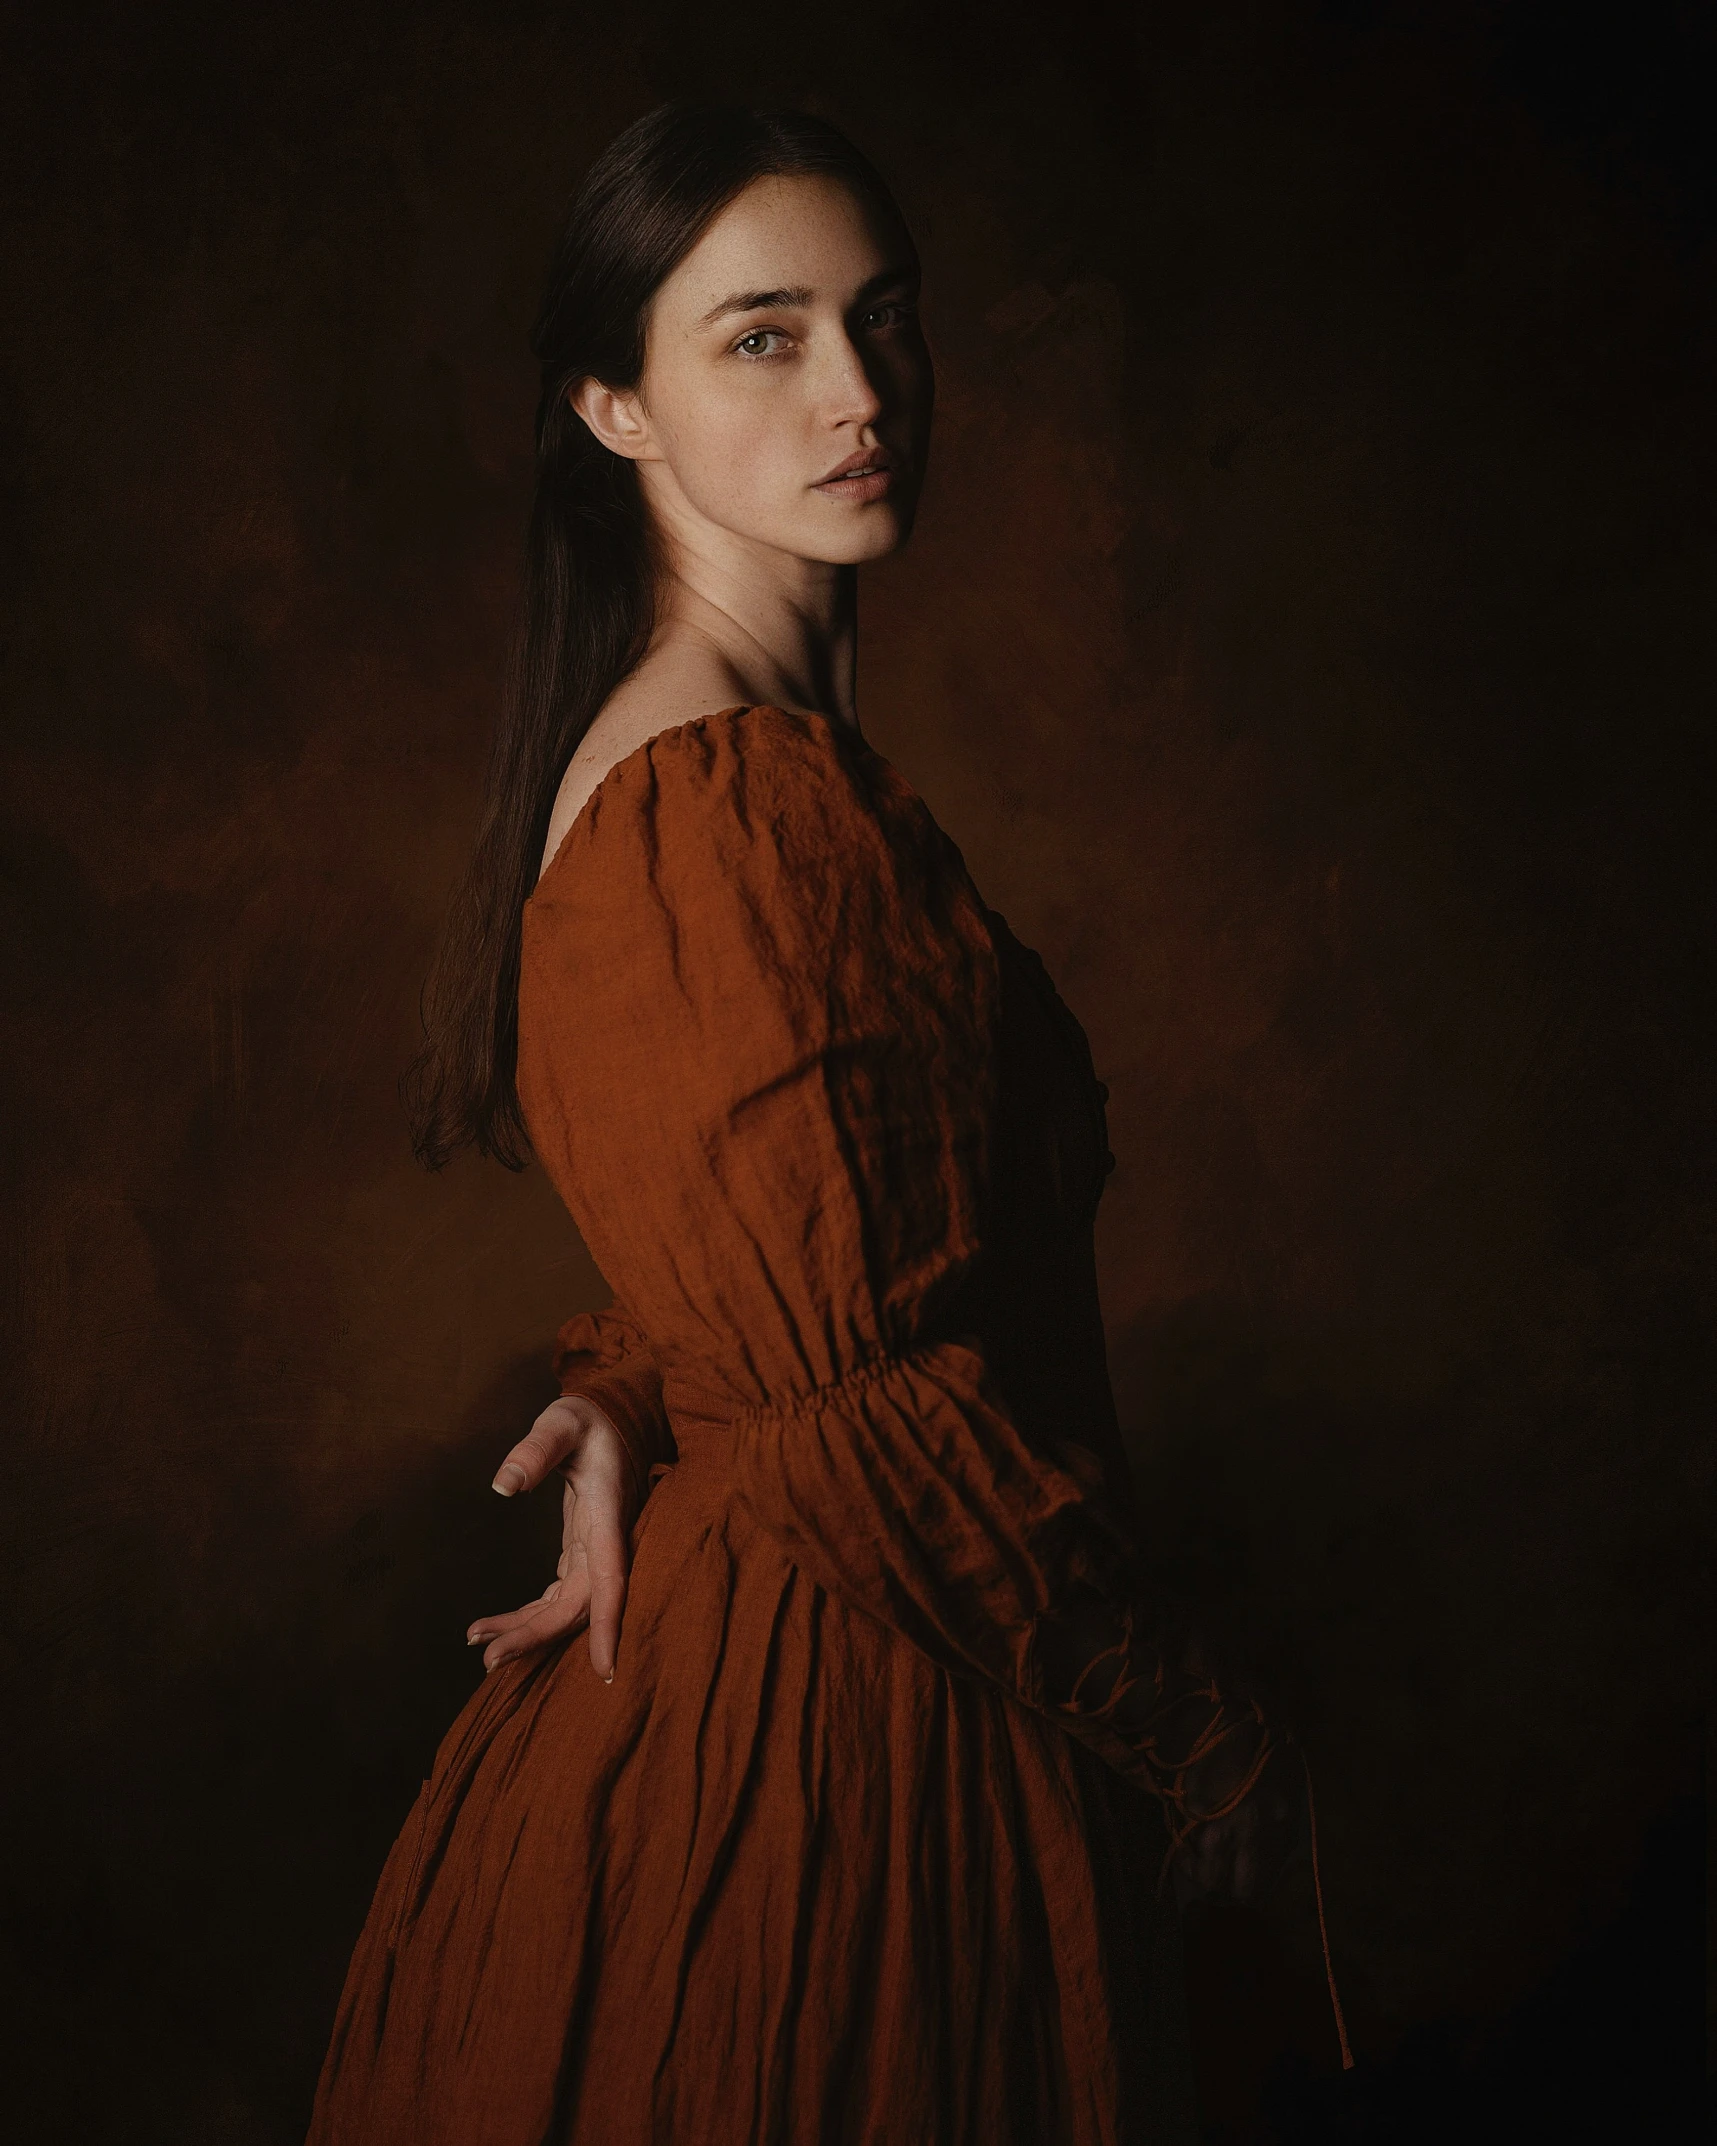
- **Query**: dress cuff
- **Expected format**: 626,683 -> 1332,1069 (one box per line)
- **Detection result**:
552,1309 -> 672,1513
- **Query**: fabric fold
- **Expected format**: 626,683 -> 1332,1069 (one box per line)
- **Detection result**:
310,700 -> 1216,2145
520,704 -> 1268,1833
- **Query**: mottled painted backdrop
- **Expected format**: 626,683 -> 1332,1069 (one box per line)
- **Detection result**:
2,1 -> 1709,2138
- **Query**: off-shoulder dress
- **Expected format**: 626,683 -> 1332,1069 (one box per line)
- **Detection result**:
309,704 -> 1235,2145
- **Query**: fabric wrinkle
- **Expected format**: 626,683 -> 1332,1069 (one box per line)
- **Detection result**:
310,704 -> 1214,2146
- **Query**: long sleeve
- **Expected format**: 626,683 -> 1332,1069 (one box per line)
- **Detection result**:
517,706 -> 1268,1833
550,1301 -> 677,1511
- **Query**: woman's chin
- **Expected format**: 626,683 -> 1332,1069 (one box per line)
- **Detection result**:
799,505 -> 918,567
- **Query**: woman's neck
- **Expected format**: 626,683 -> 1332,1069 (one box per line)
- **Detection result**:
649,510 -> 859,730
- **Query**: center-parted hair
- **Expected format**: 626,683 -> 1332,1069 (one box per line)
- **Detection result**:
406,101 -> 916,1170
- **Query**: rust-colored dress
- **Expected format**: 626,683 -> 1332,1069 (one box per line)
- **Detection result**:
309,704 -> 1212,2146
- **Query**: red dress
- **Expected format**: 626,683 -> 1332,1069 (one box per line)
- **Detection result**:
309,705 -> 1223,2144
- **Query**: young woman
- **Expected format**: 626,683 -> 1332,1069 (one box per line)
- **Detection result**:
309,101 -> 1291,2146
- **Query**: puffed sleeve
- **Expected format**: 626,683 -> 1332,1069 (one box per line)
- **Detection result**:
550,1301 -> 676,1512
518,707 -> 1268,1833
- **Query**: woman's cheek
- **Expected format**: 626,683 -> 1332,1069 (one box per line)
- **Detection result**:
691,399 -> 776,506
704,420 -> 805,532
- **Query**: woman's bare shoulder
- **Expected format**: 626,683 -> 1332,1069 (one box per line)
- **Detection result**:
537,645 -> 751,883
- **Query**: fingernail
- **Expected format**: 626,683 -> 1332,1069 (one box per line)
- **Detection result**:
603,1668 -> 614,1684
492,1464 -> 527,1497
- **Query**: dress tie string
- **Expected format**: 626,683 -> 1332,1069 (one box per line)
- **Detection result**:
1304,1750 -> 1355,2070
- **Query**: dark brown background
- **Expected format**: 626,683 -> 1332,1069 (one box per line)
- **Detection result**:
1,1 -> 1710,2138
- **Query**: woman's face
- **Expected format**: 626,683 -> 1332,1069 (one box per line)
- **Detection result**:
582,173 -> 933,568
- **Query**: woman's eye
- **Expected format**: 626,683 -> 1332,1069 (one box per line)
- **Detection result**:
735,329 -> 787,358
864,302 -> 916,331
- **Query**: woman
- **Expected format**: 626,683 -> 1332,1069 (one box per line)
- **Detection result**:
309,102 -> 1290,2146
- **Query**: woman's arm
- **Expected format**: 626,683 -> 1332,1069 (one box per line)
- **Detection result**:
519,708 -> 1279,1844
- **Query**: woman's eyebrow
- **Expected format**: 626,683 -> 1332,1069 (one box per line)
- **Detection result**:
698,284 -> 813,326
852,264 -> 920,305
696,264 -> 918,328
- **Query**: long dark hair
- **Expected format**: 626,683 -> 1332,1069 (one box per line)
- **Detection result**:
405,102 -> 916,1170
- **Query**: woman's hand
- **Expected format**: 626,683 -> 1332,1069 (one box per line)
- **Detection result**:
466,1393 -> 640,1682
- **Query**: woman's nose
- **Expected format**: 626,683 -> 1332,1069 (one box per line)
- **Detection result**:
816,330 -> 886,427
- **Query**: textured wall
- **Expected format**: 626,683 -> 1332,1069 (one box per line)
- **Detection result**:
1,2 -> 1709,2137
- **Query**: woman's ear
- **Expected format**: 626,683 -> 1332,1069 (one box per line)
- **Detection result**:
569,378 -> 655,462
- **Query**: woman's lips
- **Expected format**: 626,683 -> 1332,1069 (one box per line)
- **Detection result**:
812,450 -> 900,503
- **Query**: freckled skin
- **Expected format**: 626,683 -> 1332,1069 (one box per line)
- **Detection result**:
612,171 -> 933,571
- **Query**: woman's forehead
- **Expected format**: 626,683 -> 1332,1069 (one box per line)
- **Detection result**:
657,175 -> 906,326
